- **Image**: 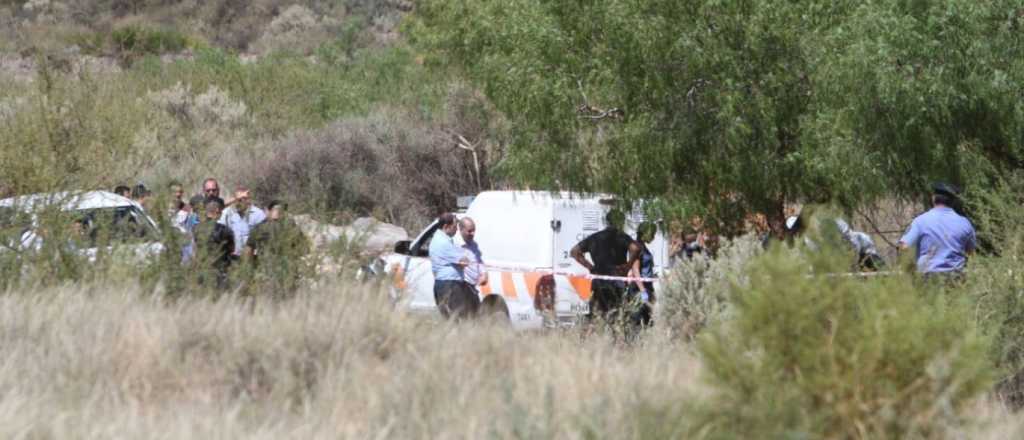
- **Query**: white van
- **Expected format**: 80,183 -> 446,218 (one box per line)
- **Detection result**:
378,191 -> 669,329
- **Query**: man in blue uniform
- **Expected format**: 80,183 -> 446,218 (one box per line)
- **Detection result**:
899,183 -> 977,281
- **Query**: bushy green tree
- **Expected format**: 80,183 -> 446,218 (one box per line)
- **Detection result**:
412,0 -> 1024,231
695,247 -> 993,438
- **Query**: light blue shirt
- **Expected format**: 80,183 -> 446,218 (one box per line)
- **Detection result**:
900,207 -> 976,273
462,240 -> 484,285
219,206 -> 266,255
429,231 -> 464,281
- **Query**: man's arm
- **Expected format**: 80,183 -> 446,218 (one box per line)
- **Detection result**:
571,244 -> 594,272
965,227 -> 978,255
625,241 -> 642,286
431,237 -> 468,267
897,220 -> 920,252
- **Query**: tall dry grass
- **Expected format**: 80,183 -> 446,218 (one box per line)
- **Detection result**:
1,278 -> 1020,439
0,280 -> 705,439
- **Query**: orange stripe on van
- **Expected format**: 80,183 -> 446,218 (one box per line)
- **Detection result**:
391,264 -> 406,289
568,275 -> 592,301
523,272 -> 542,298
500,272 -> 517,299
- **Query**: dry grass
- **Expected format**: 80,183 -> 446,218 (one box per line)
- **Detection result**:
0,280 -> 705,439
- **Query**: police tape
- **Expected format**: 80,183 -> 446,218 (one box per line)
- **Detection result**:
478,263 -> 904,282
477,263 -> 661,283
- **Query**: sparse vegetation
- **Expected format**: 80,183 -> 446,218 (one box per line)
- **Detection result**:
4,0 -> 1024,438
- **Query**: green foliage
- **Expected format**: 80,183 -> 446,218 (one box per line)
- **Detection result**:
111,26 -> 189,59
414,0 -> 1024,230
695,249 -> 993,439
958,173 -> 1024,403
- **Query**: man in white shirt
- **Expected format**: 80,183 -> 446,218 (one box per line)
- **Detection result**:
218,186 -> 266,256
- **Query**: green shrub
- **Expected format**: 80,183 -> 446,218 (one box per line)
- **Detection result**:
961,173 -> 1024,405
694,249 -> 993,439
111,26 -> 188,59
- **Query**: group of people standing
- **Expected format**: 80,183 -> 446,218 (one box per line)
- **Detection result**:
427,213 -> 490,319
427,209 -> 656,326
116,178 -> 308,290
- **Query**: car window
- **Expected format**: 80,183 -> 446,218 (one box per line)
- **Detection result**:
410,221 -> 440,257
76,207 -> 158,246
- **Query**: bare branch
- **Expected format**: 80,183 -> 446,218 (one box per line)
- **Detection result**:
575,79 -> 623,121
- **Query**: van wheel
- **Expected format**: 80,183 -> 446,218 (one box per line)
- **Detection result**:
479,294 -> 510,322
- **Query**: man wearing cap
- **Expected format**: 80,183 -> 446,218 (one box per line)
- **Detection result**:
899,183 -> 977,279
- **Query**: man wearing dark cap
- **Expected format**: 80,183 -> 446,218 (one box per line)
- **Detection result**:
899,183 -> 977,278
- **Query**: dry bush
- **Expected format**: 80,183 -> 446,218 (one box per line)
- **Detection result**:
0,0 -> 407,54
245,110 -> 482,230
0,280 -> 704,438
657,234 -> 762,341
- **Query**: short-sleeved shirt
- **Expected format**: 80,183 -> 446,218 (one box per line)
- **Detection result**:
429,231 -> 464,281
462,240 -> 484,285
219,206 -> 266,256
900,207 -> 976,273
576,227 -> 636,276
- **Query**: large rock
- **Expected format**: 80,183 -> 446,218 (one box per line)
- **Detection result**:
292,215 -> 408,255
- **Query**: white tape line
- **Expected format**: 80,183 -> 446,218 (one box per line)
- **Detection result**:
477,263 -> 660,283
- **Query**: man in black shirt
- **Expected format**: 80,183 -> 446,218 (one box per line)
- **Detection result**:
193,199 -> 234,289
571,209 -> 641,321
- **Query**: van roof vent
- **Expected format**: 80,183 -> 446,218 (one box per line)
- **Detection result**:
582,208 -> 602,232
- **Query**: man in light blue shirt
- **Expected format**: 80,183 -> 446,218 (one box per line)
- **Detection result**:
218,186 -> 266,256
899,183 -> 976,276
429,213 -> 475,318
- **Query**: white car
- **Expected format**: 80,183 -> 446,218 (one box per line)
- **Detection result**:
377,191 -> 669,330
0,190 -> 164,263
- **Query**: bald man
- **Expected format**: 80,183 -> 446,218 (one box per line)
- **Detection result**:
459,217 -> 488,291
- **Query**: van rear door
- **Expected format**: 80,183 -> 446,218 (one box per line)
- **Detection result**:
551,197 -> 606,273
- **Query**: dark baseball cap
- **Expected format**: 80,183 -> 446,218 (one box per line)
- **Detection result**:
931,182 -> 961,197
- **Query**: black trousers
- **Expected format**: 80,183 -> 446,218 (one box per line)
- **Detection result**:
626,282 -> 655,327
589,279 -> 626,320
434,280 -> 480,320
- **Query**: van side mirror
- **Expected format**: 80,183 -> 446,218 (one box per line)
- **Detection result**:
393,240 -> 411,255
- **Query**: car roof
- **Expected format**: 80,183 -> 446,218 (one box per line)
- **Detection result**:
0,190 -> 141,212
